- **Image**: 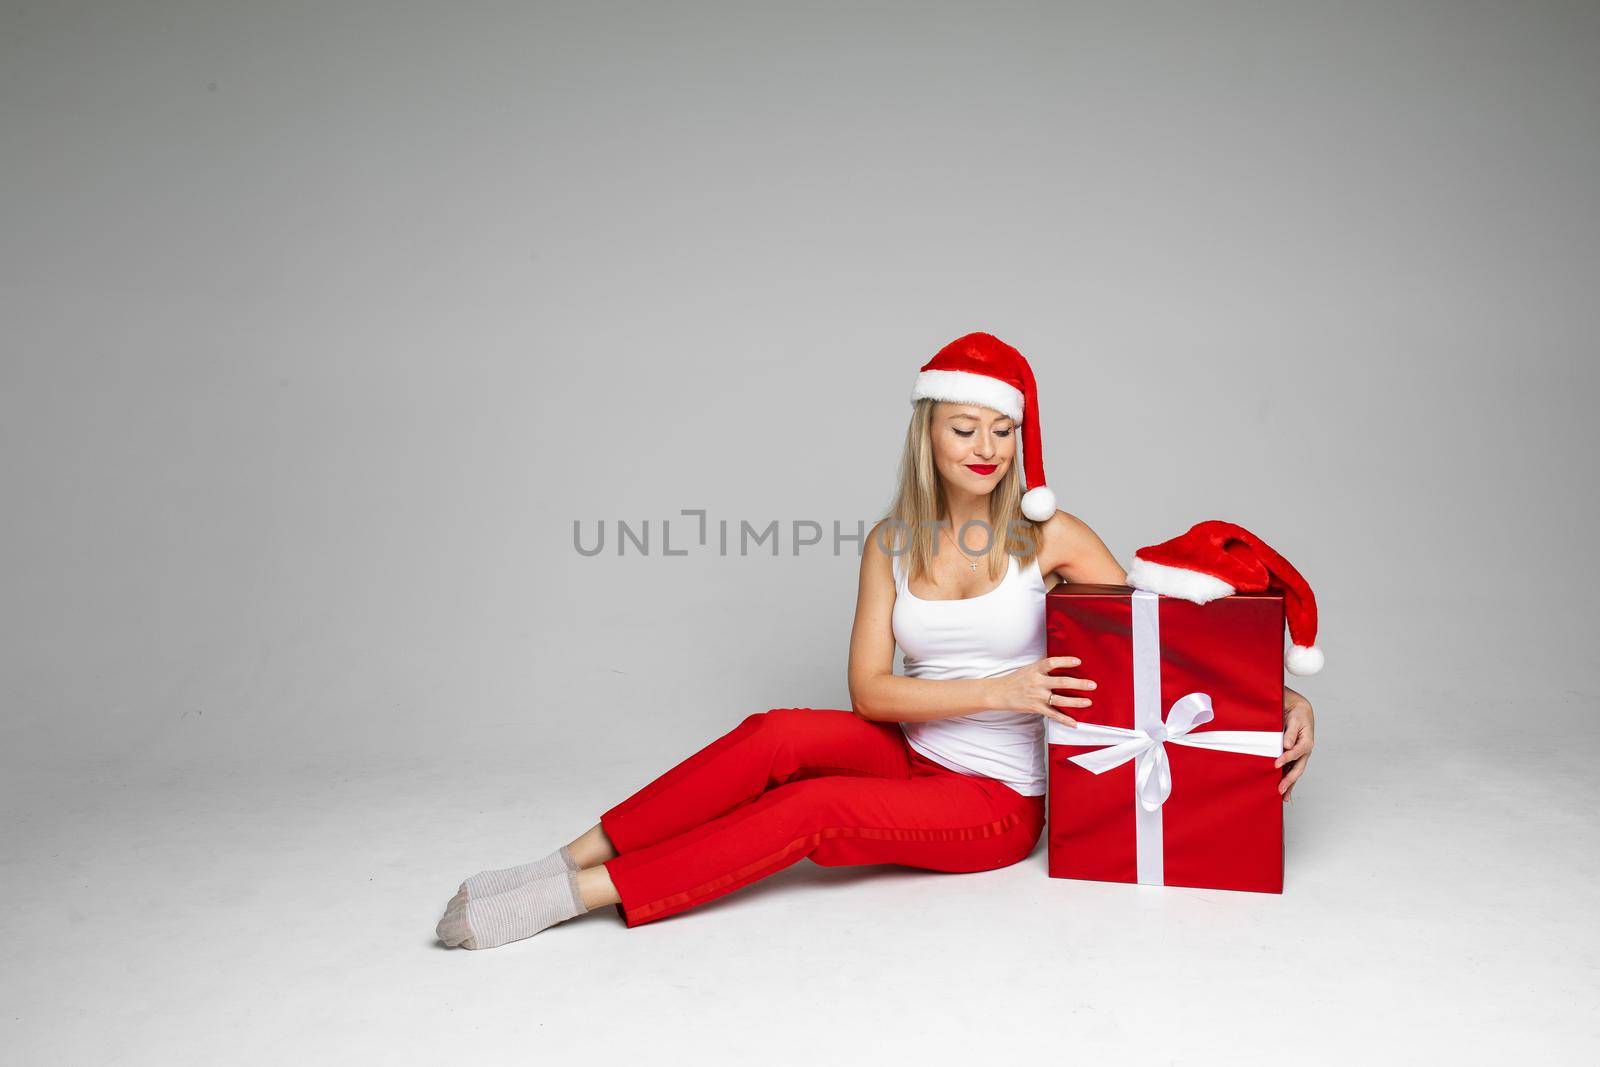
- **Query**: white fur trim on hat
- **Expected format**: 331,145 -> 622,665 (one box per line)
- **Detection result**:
1021,485 -> 1056,522
910,369 -> 1025,422
1286,644 -> 1324,676
1125,557 -> 1236,604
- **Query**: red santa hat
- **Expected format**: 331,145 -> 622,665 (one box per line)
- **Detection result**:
910,332 -> 1056,522
1126,519 -> 1324,677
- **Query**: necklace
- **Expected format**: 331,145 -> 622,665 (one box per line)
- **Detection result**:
941,521 -> 982,572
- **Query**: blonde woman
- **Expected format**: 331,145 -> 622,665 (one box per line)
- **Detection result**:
437,333 -> 1317,949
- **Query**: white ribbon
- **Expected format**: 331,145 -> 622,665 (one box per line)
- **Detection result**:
1046,590 -> 1281,884
1050,692 -> 1280,812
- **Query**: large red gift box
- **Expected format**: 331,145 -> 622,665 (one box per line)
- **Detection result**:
1044,583 -> 1286,893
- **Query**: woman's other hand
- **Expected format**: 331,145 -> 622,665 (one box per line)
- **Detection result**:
989,656 -> 1094,726
1276,686 -> 1315,801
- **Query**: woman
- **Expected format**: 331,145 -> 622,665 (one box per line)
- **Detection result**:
436,333 -> 1317,949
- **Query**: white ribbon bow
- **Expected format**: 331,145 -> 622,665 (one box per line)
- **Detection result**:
1050,692 -> 1282,812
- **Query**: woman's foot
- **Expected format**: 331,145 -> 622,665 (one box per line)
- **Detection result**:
435,886 -> 473,946
436,868 -> 587,949
455,844 -> 577,901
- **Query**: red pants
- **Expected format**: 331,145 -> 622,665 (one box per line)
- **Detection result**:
599,707 -> 1046,927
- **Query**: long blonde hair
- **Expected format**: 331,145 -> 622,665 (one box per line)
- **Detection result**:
884,398 -> 1041,586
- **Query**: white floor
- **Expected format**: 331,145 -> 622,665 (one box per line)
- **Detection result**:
4,700 -> 1596,1066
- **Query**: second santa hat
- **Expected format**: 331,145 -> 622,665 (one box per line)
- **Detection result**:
911,332 -> 1057,522
1126,519 -> 1325,676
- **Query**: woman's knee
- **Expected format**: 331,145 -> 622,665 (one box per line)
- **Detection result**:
726,710 -> 807,773
750,706 -> 887,751
736,707 -> 904,782
962,802 -> 1045,871
741,707 -> 828,736
1002,804 -> 1047,865
958,830 -> 1042,874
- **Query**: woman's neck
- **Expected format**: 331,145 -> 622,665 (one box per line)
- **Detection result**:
941,487 -> 992,534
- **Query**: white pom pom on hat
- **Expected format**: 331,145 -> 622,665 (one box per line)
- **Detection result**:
1126,520 -> 1324,677
1020,485 -> 1057,522
1285,643 -> 1325,676
911,333 -> 1056,522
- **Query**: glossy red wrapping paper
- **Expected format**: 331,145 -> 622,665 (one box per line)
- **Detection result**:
1045,584 -> 1285,893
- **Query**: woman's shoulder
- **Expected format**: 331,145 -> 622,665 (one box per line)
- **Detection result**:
1033,509 -> 1111,577
861,517 -> 902,581
1040,508 -> 1101,539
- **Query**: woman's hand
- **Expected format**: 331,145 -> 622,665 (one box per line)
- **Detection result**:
988,656 -> 1095,727
1275,686 -> 1315,801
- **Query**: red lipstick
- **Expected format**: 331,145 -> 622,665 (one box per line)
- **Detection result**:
965,464 -> 998,476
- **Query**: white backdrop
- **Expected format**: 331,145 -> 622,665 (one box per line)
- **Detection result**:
3,2 -> 1597,1063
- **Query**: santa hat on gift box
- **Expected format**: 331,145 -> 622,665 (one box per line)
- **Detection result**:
910,332 -> 1057,522
1126,519 -> 1325,676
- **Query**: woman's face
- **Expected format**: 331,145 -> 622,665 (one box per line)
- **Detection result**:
930,402 -> 1016,499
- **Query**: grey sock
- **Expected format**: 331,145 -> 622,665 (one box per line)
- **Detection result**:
437,868 -> 587,950
459,844 -> 578,901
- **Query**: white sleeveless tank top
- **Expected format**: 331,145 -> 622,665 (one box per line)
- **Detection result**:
890,550 -> 1048,796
